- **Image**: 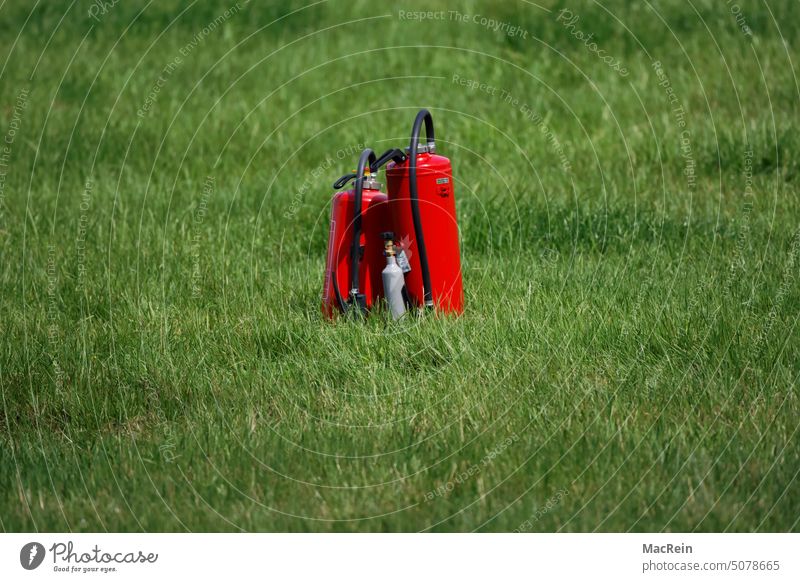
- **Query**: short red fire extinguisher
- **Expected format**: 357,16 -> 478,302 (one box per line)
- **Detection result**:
322,110 -> 463,318
321,148 -> 389,318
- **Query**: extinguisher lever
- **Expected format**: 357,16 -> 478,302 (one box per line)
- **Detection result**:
336,149 -> 405,189
333,172 -> 357,190
371,148 -> 407,172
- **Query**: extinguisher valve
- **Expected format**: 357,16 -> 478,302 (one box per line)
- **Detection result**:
405,143 -> 435,155
381,231 -> 396,256
332,170 -> 382,191
362,176 -> 382,190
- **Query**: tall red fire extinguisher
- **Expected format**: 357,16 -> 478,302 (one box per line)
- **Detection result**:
386,109 -> 464,314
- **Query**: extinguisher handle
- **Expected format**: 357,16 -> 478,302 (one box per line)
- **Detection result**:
371,148 -> 407,172
334,147 -> 408,188
333,172 -> 357,190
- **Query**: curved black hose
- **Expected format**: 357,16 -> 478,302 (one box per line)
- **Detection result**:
408,109 -> 435,307
350,148 -> 377,297
331,270 -> 347,313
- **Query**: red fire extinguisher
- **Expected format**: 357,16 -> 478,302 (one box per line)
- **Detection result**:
386,109 -> 464,314
321,148 -> 389,318
321,110 -> 463,318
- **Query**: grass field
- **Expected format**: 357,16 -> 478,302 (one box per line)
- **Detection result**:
1,0 -> 798,532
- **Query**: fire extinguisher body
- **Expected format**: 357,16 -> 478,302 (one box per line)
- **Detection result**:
322,186 -> 389,318
386,153 -> 464,313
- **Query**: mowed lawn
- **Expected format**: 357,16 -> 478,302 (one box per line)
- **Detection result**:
1,0 -> 798,532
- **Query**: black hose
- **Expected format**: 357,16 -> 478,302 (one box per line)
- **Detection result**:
350,148 -> 377,298
408,109 -> 435,307
331,270 -> 347,313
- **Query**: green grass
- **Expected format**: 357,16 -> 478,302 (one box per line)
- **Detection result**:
1,0 -> 798,532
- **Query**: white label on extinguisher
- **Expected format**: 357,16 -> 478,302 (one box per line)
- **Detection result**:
396,250 -> 412,273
